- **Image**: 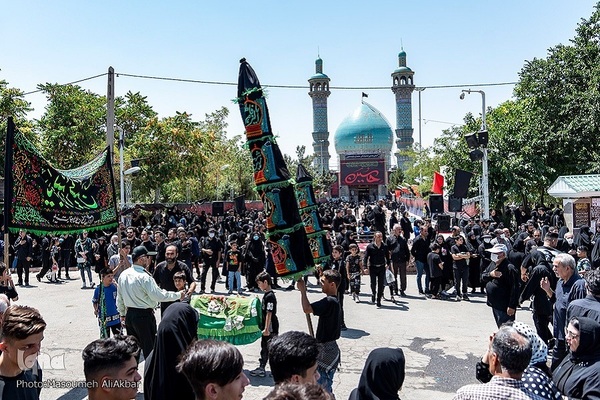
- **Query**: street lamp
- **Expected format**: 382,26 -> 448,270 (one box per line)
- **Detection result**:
124,166 -> 140,207
116,125 -> 126,220
460,89 -> 489,220
415,87 -> 426,182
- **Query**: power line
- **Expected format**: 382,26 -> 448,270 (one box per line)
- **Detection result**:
20,70 -> 518,96
22,73 -> 108,96
116,71 -> 517,91
424,119 -> 461,125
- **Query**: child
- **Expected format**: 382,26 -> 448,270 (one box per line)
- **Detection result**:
427,243 -> 444,299
576,245 -> 592,276
173,271 -> 191,304
226,241 -> 243,295
0,262 -> 18,302
250,271 -> 279,378
47,238 -> 61,283
325,245 -> 347,330
297,269 -> 341,395
92,268 -> 121,338
346,243 -> 363,303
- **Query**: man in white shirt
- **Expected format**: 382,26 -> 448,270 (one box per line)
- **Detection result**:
116,246 -> 184,358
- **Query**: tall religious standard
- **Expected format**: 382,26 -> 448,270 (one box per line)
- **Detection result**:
308,57 -> 331,174
391,50 -> 415,170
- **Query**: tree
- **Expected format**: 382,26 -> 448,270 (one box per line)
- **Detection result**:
515,4 -> 600,176
37,83 -> 106,169
128,108 -> 228,203
0,78 -> 35,173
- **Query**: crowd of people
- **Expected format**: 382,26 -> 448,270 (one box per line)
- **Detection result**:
1,199 -> 600,399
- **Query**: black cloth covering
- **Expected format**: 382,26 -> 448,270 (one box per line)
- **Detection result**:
144,302 -> 198,400
348,347 -> 405,400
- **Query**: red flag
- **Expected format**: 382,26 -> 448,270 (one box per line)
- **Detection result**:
432,172 -> 444,194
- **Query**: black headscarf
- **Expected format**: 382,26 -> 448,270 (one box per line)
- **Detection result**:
144,302 -> 198,400
575,225 -> 592,252
571,316 -> 600,362
348,348 -> 405,400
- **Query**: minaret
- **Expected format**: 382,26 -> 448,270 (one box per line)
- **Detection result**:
391,49 -> 415,170
309,57 -> 331,174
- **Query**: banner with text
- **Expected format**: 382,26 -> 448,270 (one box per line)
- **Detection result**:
340,158 -> 385,186
4,119 -> 118,235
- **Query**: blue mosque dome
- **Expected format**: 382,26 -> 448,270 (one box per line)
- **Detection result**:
334,102 -> 394,154
394,66 -> 412,74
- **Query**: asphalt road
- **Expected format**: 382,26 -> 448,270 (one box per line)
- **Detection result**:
11,268 -> 535,400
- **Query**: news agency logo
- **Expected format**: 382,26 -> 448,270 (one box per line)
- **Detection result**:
17,350 -> 66,372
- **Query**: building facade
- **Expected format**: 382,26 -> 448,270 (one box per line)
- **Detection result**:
309,51 -> 415,200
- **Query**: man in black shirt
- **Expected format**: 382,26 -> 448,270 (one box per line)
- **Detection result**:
363,232 -> 390,307
298,269 -> 341,396
153,245 -> 196,315
386,224 -> 410,297
372,200 -> 387,239
411,227 -> 431,295
482,244 -> 520,327
200,228 -> 223,293
13,230 -> 33,286
451,235 -> 471,301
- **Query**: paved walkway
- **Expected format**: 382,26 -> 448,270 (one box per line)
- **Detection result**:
11,269 -> 535,400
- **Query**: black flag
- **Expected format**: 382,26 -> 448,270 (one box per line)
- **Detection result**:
362,92 -> 368,98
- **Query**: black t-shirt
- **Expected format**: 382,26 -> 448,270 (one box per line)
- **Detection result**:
260,290 -> 279,334
451,243 -> 469,269
312,295 -> 340,343
226,249 -> 242,272
427,252 -> 443,278
153,260 -> 194,291
0,368 -> 42,400
202,237 -> 223,264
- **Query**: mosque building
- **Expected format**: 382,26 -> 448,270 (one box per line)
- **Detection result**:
308,51 -> 415,202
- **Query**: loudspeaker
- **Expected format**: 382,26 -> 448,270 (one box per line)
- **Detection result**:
212,201 -> 224,217
453,169 -> 474,198
234,196 -> 246,215
429,194 -> 444,214
437,214 -> 451,232
448,197 -> 463,212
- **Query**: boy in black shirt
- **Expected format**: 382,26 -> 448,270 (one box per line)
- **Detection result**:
250,271 -> 279,378
324,245 -> 348,330
298,269 -> 341,396
225,241 -> 243,295
346,244 -> 363,302
427,243 -> 444,299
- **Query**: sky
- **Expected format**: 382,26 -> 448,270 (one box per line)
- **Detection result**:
1,1 -> 597,168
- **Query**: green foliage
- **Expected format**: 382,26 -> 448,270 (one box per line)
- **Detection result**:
37,83 -> 106,169
128,110 -> 221,203
0,78 -> 35,172
387,168 -> 405,190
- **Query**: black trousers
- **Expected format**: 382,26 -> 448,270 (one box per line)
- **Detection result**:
16,257 -> 30,285
200,262 -> 219,291
337,287 -> 345,326
453,266 -> 469,296
430,276 -> 443,296
259,333 -> 276,368
59,253 -> 71,278
125,308 -> 157,359
532,312 -> 553,344
369,266 -> 386,302
391,260 -> 407,293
